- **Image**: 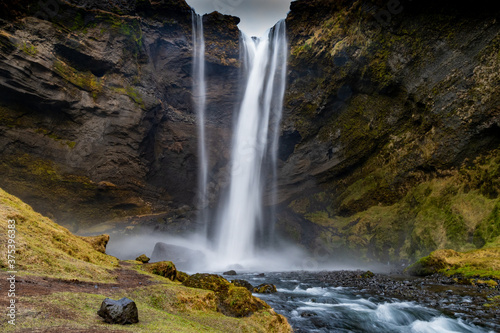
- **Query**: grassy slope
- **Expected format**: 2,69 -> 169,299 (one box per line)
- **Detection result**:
407,239 -> 500,279
0,187 -> 119,282
0,188 -> 291,332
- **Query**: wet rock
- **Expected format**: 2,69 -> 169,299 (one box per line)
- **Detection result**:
223,270 -> 237,276
231,279 -> 254,291
360,271 -> 375,279
253,283 -> 278,294
300,311 -> 317,317
97,297 -> 138,325
135,254 -> 150,263
150,242 -> 206,271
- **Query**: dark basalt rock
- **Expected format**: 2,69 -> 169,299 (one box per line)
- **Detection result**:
97,297 -> 139,325
223,270 -> 237,276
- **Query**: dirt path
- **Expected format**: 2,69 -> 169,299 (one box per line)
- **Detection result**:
0,262 -> 158,332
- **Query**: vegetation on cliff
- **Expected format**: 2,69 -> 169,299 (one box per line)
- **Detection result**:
279,0 -> 500,264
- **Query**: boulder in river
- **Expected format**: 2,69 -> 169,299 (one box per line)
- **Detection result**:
97,297 -> 138,325
253,283 -> 277,294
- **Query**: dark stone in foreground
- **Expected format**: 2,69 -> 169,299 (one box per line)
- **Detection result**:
150,242 -> 206,270
97,297 -> 138,325
223,270 -> 237,275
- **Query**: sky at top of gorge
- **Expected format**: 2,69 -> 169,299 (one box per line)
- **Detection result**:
186,0 -> 294,37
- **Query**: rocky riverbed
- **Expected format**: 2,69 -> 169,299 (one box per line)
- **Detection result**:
314,270 -> 500,331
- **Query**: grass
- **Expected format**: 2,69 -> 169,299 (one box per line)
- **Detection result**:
0,188 -> 118,282
3,288 -> 289,332
0,188 -> 291,332
406,246 -> 500,279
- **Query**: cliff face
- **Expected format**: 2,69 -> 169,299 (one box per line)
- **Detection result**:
0,0 -> 240,231
1,0 -> 499,263
278,0 -> 500,263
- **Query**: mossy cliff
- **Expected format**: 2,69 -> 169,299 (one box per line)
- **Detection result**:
0,0 -> 240,231
277,0 -> 500,264
0,187 -> 291,332
1,0 -> 499,266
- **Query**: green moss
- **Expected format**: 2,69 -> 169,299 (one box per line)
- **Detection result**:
407,247 -> 500,279
66,141 -> 77,149
19,41 -> 38,56
183,274 -> 231,293
111,85 -> 145,108
96,14 -> 143,58
484,295 -> 500,308
54,60 -> 103,99
144,261 -> 177,281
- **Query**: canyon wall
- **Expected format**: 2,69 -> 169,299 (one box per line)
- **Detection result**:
1,0 -> 499,263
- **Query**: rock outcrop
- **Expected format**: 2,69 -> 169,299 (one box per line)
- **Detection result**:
1,0 -> 499,264
0,0 -> 239,231
276,0 -> 500,263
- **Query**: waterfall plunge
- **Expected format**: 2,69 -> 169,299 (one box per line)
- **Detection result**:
215,21 -> 288,267
192,13 -> 209,229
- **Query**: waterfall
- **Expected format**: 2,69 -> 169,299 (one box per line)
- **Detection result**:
215,20 -> 288,266
192,13 -> 209,229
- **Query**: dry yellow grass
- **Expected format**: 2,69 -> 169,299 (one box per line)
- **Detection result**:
0,187 -> 118,282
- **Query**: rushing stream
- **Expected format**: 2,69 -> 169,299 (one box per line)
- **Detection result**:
228,272 -> 493,333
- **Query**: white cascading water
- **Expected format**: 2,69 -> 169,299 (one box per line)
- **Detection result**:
192,13 -> 209,229
215,20 -> 288,266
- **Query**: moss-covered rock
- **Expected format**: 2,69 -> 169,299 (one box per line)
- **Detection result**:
253,283 -> 278,294
144,261 -> 177,281
360,271 -> 375,279
182,273 -> 231,293
182,274 -> 274,318
135,254 -> 150,263
219,286 -> 270,317
231,279 -> 254,291
175,270 -> 190,283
